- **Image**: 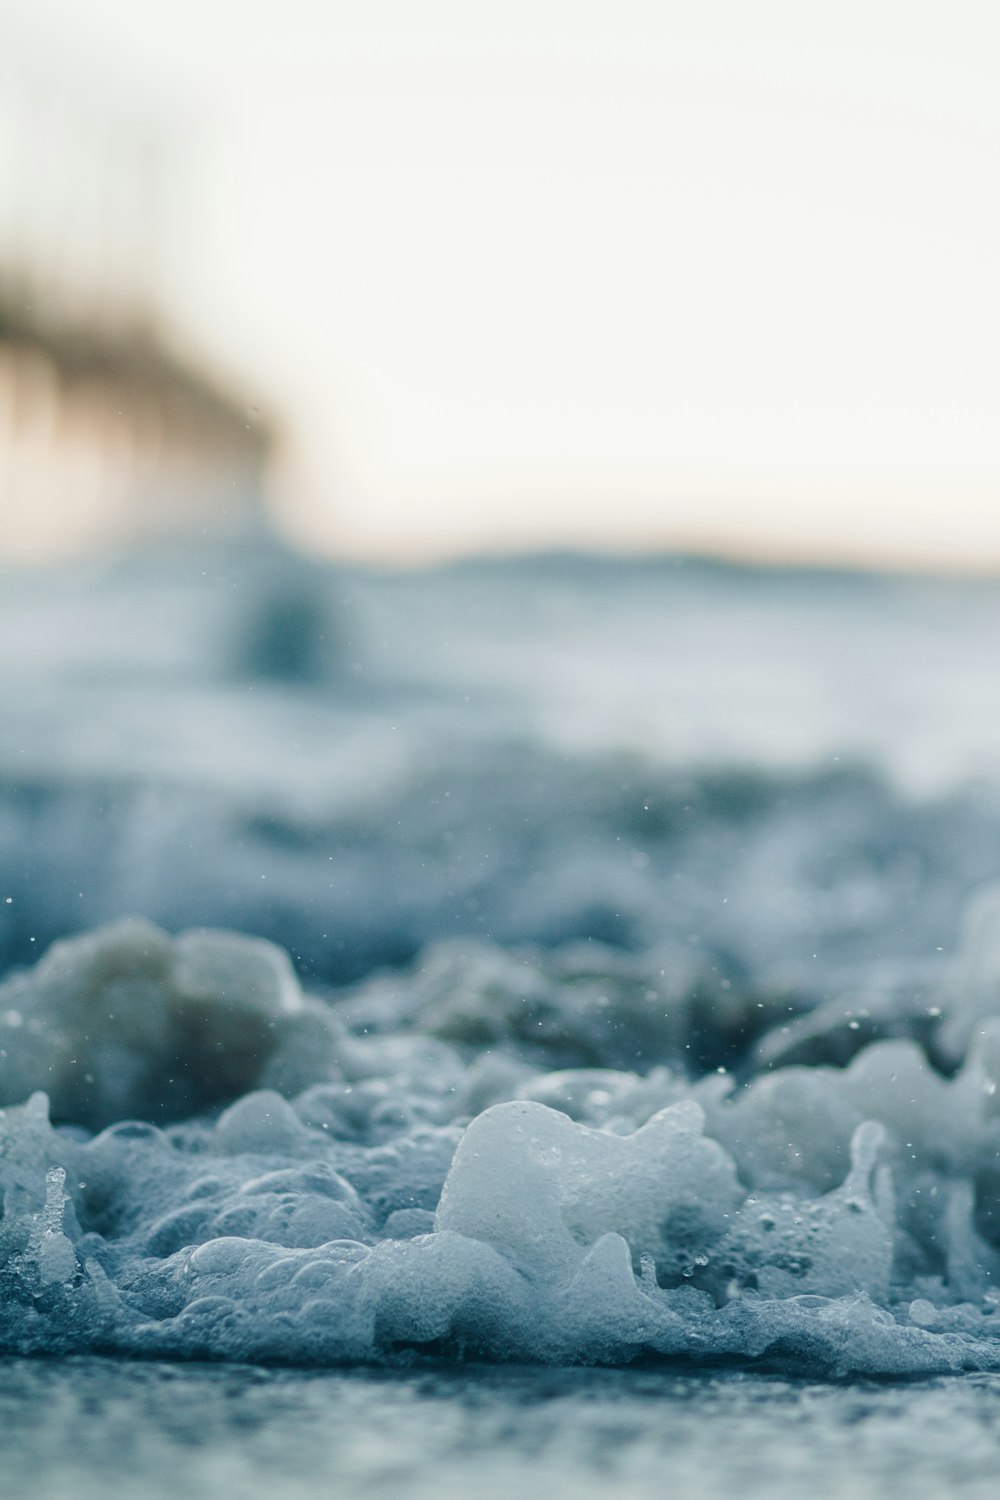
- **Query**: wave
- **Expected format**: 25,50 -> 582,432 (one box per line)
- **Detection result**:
6,545 -> 1000,1378
2,886 -> 1000,1377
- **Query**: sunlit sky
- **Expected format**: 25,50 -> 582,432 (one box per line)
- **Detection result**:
5,0 -> 1000,565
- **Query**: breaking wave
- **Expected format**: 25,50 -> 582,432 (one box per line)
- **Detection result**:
6,546 -> 1000,1378
3,886 -> 1000,1378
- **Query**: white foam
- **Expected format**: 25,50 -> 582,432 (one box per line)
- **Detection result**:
2,908 -> 1000,1374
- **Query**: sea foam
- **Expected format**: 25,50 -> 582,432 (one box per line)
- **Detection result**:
6,547 -> 1000,1379
3,909 -> 1000,1376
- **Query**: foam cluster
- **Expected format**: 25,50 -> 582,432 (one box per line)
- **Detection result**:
4,910 -> 1000,1376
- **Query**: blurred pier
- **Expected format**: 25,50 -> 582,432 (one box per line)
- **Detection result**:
0,35 -> 278,559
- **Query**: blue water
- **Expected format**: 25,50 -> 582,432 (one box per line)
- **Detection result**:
6,540 -> 1000,1490
3,1359 -> 1000,1500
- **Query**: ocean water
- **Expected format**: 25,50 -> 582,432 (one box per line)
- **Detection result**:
5,1359 -> 1000,1500
5,538 -> 1000,1492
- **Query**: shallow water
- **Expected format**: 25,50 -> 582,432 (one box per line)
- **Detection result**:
7,543 -> 1000,1488
3,1358 -> 1000,1500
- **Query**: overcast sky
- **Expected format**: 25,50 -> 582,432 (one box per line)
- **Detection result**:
5,0 -> 1000,566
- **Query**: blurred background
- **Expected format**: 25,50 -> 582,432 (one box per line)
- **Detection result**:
2,0 -> 1000,1024
1,0 -> 998,567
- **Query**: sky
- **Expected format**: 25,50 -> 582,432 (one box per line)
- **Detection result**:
3,0 -> 999,567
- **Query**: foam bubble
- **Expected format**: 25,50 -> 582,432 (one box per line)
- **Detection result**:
2,908 -> 1000,1376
